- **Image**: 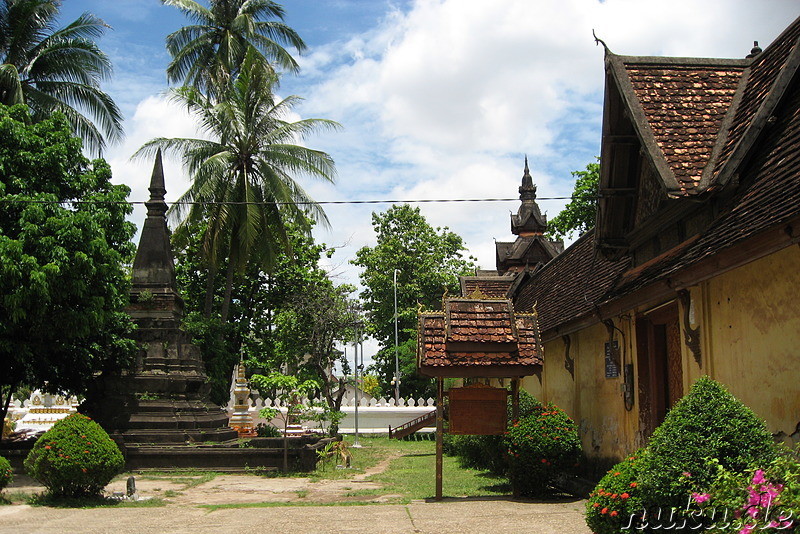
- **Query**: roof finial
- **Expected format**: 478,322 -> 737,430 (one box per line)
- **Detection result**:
520,156 -> 535,200
592,29 -> 610,54
746,40 -> 762,59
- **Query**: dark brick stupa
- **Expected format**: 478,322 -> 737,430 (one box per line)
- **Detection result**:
84,152 -> 236,444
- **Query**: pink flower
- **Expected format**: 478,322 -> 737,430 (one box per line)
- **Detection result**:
739,524 -> 754,534
692,492 -> 710,504
752,469 -> 765,485
682,471 -> 692,478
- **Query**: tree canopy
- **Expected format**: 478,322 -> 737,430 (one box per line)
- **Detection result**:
173,218 -> 357,409
0,104 -> 136,423
0,0 -> 123,154
352,204 -> 477,399
162,0 -> 305,96
136,49 -> 339,322
545,159 -> 599,241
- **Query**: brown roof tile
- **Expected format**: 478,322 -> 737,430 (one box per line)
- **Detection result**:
623,61 -> 745,191
513,230 -> 629,336
713,19 -> 800,180
417,298 -> 542,375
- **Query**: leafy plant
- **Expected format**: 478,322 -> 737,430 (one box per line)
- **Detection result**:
585,450 -> 646,534
690,446 -> 800,533
0,455 -> 12,491
250,372 -> 319,472
504,401 -> 581,498
637,377 -> 776,511
24,413 -> 124,497
545,158 -> 599,241
254,422 -> 281,438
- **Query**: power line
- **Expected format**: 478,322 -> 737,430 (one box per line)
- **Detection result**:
0,196 -> 576,206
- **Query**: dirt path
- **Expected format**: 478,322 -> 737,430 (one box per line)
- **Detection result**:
6,450 -> 406,507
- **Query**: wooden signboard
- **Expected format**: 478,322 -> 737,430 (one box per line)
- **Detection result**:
448,385 -> 507,435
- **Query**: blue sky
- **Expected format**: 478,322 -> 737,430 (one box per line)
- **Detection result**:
55,1 -> 800,363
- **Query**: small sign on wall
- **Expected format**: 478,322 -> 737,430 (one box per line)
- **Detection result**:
605,340 -> 620,378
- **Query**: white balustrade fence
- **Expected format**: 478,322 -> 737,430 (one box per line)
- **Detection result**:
227,395 -> 437,434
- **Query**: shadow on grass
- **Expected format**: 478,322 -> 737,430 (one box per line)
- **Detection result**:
29,493 -> 166,508
422,491 -> 584,504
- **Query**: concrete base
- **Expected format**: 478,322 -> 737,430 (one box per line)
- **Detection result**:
1,436 -> 336,474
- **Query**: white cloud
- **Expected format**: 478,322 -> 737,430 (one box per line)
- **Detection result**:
296,0 -> 799,285
103,0 -> 800,366
105,95 -> 204,235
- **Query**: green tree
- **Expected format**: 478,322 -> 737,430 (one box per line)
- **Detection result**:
352,204 -> 477,399
545,159 -> 599,241
250,371 -> 317,471
0,104 -> 136,424
0,0 -> 123,154
162,0 -> 305,96
173,218 -> 356,414
136,49 -> 339,322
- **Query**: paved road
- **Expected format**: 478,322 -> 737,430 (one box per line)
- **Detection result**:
0,498 -> 591,534
0,473 -> 592,533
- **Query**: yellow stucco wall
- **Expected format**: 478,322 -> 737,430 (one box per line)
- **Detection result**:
533,320 -> 638,462
530,243 -> 800,465
701,244 -> 800,443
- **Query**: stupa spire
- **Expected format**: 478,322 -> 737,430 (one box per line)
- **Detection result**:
131,149 -> 176,288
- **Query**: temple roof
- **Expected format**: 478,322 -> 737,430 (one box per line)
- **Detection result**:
417,297 -> 542,378
511,157 -> 548,235
459,272 -> 516,299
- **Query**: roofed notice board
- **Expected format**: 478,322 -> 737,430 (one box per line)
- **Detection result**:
448,385 -> 507,435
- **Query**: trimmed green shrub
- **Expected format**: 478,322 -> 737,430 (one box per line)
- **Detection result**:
504,401 -> 581,498
24,413 -> 124,497
585,450 -> 646,534
638,377 -> 776,511
0,455 -> 12,491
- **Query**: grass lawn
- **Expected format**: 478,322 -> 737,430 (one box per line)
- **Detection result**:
2,434 -> 511,508
315,435 -> 510,501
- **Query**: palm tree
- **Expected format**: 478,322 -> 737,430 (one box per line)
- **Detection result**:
162,0 -> 305,96
0,0 -> 123,154
134,48 -> 339,322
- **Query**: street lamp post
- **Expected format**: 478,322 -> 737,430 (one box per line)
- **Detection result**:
393,269 -> 400,405
352,322 -> 362,448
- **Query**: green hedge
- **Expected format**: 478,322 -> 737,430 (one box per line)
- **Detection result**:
504,401 -> 581,497
24,413 -> 124,497
0,455 -> 12,491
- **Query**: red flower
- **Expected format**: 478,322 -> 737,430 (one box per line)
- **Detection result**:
601,507 -> 608,515
541,458 -> 548,464
613,471 -> 621,477
44,445 -> 51,450
593,502 -> 600,508
621,493 -> 630,499
611,493 -> 617,499
630,482 -> 638,488
610,511 -> 618,517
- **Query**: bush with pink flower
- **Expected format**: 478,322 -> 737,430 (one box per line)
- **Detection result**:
690,449 -> 800,533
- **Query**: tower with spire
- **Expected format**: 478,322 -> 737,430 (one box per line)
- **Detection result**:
495,158 -> 563,274
83,151 -> 237,444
